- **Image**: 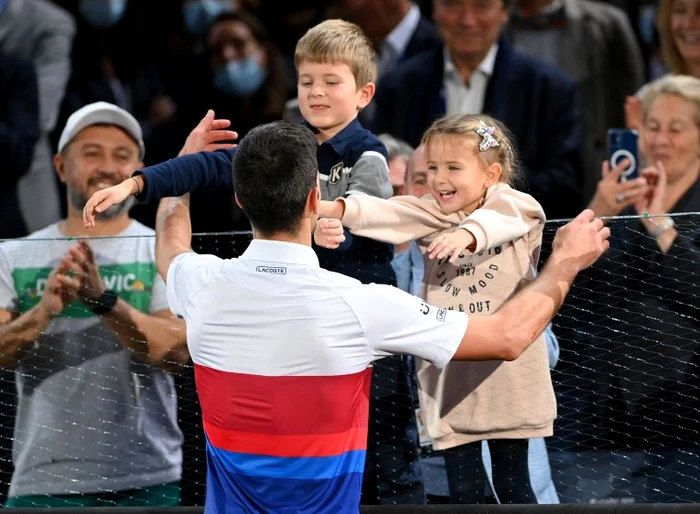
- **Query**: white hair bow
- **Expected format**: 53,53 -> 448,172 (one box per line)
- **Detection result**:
475,121 -> 499,152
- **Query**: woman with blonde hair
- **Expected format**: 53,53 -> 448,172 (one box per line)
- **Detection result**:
576,73 -> 700,502
627,0 -> 700,128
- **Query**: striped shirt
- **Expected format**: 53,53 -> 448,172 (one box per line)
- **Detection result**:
166,239 -> 468,513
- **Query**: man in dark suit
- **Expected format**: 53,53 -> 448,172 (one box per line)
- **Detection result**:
506,0 -> 645,205
335,0 -> 442,126
334,0 -> 441,79
0,53 -> 39,505
372,0 -> 583,220
0,53 -> 39,239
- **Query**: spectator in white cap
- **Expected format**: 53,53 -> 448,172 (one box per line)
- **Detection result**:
0,101 -> 234,508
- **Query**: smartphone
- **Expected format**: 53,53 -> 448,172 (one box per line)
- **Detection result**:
607,128 -> 639,182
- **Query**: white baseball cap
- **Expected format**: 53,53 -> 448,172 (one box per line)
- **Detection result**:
57,101 -> 146,159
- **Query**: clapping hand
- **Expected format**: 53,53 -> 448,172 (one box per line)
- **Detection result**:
589,159 -> 651,217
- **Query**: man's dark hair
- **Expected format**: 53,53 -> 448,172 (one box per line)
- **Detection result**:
232,121 -> 318,235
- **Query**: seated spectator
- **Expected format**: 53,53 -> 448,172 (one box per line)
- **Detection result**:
331,0 -> 442,123
507,0 -> 645,204
390,143 -> 429,296
52,0 -> 176,228
0,102 -> 190,508
0,53 -> 39,239
181,0 -> 239,40
331,0 -> 441,81
372,0 -> 584,220
379,133 -> 414,196
0,0 -> 75,234
163,10 -> 289,235
562,74 -> 700,503
627,0 -> 700,129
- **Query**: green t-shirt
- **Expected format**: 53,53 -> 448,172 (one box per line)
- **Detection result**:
0,221 -> 182,496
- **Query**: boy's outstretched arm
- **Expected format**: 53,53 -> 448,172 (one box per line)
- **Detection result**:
84,110 -> 237,228
345,147 -> 393,199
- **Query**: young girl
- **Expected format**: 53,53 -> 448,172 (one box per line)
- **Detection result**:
316,113 -> 555,504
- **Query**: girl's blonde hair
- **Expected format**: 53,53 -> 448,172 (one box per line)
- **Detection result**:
420,113 -> 521,186
641,74 -> 700,126
294,19 -> 377,87
657,0 -> 686,74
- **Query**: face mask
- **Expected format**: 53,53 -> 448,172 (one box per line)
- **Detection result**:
183,0 -> 237,39
79,0 -> 128,29
213,57 -> 268,97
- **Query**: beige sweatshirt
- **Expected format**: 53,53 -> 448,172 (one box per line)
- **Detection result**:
340,183 -> 556,448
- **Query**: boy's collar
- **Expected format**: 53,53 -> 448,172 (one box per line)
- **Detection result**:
304,118 -> 364,153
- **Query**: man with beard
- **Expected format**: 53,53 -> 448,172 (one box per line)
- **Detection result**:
0,102 -> 191,507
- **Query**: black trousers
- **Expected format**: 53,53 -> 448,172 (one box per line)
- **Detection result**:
443,439 -> 536,504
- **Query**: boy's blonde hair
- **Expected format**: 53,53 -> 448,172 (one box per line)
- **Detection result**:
641,74 -> 700,127
294,19 -> 377,88
421,113 -> 521,186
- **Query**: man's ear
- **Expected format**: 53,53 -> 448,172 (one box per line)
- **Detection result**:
308,184 -> 320,216
358,81 -> 376,110
234,192 -> 244,210
53,153 -> 67,183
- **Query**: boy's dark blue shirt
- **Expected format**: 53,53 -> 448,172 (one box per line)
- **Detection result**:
136,119 -> 396,286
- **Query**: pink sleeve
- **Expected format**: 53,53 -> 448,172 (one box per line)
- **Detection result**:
340,194 -> 456,245
457,184 -> 546,253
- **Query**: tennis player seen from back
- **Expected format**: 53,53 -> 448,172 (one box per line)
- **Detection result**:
143,121 -> 608,514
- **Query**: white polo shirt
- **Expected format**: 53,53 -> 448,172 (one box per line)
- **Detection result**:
166,239 -> 468,514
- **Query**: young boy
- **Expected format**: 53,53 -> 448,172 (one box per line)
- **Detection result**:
84,19 -> 394,285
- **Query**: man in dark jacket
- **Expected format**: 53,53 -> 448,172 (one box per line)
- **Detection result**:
0,53 -> 39,239
372,0 -> 584,220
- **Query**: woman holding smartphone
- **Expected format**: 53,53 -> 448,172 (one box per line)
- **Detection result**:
560,73 -> 700,503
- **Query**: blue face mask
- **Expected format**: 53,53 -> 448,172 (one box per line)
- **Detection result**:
183,0 -> 237,39
79,0 -> 128,29
213,57 -> 268,97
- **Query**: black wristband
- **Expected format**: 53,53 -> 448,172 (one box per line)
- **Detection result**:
90,289 -> 119,315
132,171 -> 147,201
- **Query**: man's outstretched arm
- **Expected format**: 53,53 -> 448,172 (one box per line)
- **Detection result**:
454,209 -> 610,361
155,195 -> 193,283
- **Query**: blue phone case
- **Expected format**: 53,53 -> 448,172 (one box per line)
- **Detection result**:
607,129 -> 639,182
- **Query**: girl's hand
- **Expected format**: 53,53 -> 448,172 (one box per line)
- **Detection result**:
314,218 -> 346,249
426,229 -> 476,263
